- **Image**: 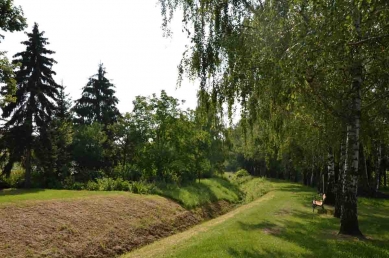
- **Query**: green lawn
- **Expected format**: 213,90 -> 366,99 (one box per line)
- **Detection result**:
125,180 -> 389,258
0,188 -> 130,204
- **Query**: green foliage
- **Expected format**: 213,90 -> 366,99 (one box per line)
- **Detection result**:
84,178 -> 154,194
121,90 -> 228,184
71,123 -> 107,179
0,52 -> 17,106
0,163 -> 24,187
239,177 -> 272,203
0,0 -> 27,40
235,169 -> 250,178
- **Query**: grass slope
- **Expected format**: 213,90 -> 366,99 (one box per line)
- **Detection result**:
0,177 -> 251,257
154,178 -> 242,209
125,180 -> 389,258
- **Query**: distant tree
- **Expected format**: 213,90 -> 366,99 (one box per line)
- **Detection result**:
0,0 -> 27,106
0,52 -> 17,106
73,63 -> 120,127
0,23 -> 61,188
0,0 -> 27,40
72,123 -> 107,181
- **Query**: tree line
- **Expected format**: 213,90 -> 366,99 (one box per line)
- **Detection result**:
0,3 -> 227,189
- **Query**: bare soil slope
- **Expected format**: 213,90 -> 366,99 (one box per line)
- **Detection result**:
0,194 -> 203,258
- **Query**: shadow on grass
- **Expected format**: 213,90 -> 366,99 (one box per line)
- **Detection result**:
238,220 -> 281,233
155,178 -> 244,209
227,247 -> 288,258
252,207 -> 388,257
0,188 -> 44,196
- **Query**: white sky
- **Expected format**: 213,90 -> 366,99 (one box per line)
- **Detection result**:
0,0 -> 198,113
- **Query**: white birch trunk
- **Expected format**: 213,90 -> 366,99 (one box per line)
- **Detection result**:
325,148 -> 336,204
334,140 -> 345,218
339,0 -> 363,237
376,144 -> 382,192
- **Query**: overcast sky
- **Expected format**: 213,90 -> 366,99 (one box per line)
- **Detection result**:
0,0 -> 198,113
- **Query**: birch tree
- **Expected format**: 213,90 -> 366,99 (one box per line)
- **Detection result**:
158,0 -> 389,236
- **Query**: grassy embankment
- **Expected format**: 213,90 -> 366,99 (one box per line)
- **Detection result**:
125,180 -> 389,258
0,174 -> 272,208
1,175 -> 272,257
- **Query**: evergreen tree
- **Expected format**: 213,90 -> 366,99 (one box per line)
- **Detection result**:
73,63 -> 120,127
0,23 -> 61,187
35,84 -> 73,186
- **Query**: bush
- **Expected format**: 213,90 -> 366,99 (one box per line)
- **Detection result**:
63,176 -> 85,190
235,169 -> 250,178
0,164 -> 25,188
132,181 -> 154,194
85,180 -> 99,191
84,178 -> 153,193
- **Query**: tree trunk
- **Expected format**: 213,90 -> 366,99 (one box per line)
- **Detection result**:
359,144 -> 371,196
334,140 -> 344,218
325,148 -> 336,205
375,144 -> 382,192
24,147 -> 32,188
339,66 -> 363,236
384,154 -> 387,187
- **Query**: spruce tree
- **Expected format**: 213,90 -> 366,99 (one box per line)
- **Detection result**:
0,23 -> 61,187
35,85 -> 73,186
73,63 -> 120,127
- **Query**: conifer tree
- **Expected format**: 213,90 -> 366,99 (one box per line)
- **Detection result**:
35,85 -> 73,186
0,23 -> 60,187
73,63 -> 120,127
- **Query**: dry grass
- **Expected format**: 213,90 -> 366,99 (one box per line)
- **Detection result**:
0,194 -> 201,258
0,192 -> 237,258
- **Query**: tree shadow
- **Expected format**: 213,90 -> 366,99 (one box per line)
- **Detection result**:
227,247 -> 288,258
264,209 -> 389,257
0,188 -> 44,197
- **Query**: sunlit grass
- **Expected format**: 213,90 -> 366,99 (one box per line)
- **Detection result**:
126,181 -> 389,258
0,188 -> 130,204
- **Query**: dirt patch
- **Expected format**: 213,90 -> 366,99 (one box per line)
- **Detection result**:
0,194 -> 207,258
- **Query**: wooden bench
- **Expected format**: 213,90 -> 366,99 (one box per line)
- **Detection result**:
312,193 -> 326,212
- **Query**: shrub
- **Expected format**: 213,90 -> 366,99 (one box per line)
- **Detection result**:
63,176 -> 84,190
85,181 -> 99,191
0,165 -> 25,188
235,169 -> 250,178
131,181 -> 154,194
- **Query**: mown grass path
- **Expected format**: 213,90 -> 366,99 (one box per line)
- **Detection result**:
124,181 -> 389,258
